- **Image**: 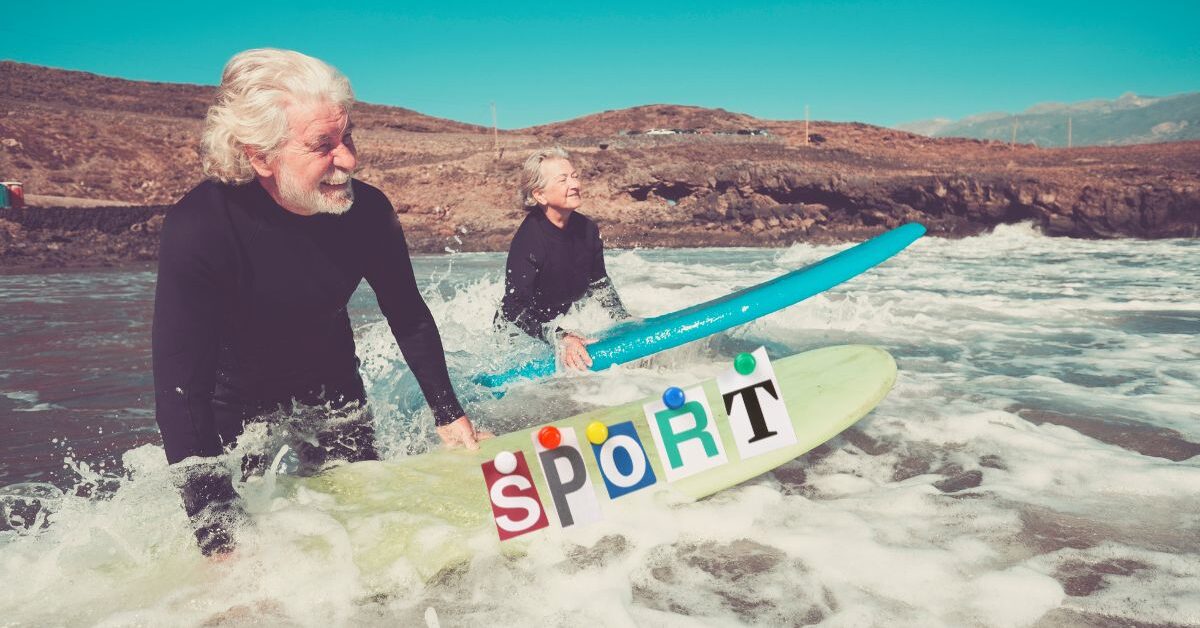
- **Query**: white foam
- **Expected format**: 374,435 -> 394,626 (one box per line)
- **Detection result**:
3,234 -> 1199,624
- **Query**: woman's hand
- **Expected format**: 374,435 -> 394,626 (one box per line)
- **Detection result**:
560,333 -> 596,371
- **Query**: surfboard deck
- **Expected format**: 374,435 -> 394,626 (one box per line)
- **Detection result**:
298,344 -> 897,581
474,222 -> 924,389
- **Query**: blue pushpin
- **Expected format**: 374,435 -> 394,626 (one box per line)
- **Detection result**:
662,386 -> 686,409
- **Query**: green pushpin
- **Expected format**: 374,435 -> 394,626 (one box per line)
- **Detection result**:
734,352 -> 757,375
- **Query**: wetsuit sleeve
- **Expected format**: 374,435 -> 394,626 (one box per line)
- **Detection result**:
152,197 -> 244,556
588,223 -> 631,321
172,461 -> 247,557
498,226 -> 551,340
152,203 -> 225,464
363,202 -> 465,426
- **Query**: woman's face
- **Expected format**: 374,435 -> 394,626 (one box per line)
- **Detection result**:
533,159 -> 582,212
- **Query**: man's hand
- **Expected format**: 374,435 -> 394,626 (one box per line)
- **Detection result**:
436,416 -> 495,451
560,333 -> 596,371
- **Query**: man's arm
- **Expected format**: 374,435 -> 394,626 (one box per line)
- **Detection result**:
362,197 -> 466,427
153,206 -> 224,463
152,198 -> 245,556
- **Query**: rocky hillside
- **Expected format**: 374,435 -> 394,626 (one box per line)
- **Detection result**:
2,62 -> 1198,268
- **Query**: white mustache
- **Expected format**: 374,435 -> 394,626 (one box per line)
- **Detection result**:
322,171 -> 352,185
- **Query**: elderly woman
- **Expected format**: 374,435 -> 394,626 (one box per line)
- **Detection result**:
496,148 -> 630,370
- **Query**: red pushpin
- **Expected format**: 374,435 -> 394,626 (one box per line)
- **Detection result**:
538,425 -> 562,449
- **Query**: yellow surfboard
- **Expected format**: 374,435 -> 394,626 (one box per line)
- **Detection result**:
299,344 -> 897,581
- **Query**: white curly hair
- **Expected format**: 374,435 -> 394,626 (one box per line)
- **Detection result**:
201,48 -> 355,184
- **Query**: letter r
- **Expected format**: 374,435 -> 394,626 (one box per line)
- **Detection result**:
654,400 -> 719,469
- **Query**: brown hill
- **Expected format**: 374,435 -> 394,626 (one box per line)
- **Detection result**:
0,61 -> 489,133
2,61 -> 1198,269
522,104 -> 765,137
0,61 -> 491,211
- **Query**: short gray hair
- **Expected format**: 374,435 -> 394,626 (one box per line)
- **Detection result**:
201,48 -> 355,184
517,147 -> 571,211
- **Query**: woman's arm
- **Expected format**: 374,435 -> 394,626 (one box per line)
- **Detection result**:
498,227 -> 551,340
588,223 -> 631,321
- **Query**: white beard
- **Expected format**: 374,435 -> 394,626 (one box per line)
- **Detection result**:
278,167 -> 355,215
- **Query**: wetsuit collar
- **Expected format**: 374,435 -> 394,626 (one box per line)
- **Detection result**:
535,208 -> 575,239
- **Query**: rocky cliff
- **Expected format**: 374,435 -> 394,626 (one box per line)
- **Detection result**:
2,62 -> 1197,269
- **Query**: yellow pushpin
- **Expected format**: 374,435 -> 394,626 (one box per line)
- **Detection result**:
586,421 -> 609,445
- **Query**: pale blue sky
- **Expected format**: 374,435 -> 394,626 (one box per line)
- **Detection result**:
4,0 -> 1197,128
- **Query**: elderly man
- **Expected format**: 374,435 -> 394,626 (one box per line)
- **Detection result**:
153,48 -> 487,557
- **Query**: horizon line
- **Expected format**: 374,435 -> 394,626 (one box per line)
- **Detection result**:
3,58 -> 1197,133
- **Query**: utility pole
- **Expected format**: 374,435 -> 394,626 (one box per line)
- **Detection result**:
1067,116 -> 1072,148
491,102 -> 499,156
1011,119 -> 1018,148
804,105 -> 810,145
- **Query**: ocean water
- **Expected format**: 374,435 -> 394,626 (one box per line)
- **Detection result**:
0,223 -> 1197,627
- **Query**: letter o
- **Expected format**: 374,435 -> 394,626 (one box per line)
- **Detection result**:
599,434 -> 647,489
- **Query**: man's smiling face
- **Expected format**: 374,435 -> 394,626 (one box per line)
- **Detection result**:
254,100 -> 357,216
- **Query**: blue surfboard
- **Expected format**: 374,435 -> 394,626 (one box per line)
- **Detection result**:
475,222 -> 925,388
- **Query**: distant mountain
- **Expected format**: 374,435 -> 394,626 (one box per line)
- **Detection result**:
897,92 -> 1200,147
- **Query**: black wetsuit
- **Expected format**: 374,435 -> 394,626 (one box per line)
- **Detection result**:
496,210 -> 629,340
152,179 -> 463,554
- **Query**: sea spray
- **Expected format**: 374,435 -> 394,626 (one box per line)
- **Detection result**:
0,224 -> 1197,625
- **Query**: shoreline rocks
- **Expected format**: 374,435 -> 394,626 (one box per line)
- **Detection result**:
2,169 -> 1196,272
4,63 -> 1198,271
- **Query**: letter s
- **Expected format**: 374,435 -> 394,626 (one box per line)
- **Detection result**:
491,474 -> 542,532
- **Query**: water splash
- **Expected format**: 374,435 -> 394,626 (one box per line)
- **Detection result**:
1,233 -> 1198,625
